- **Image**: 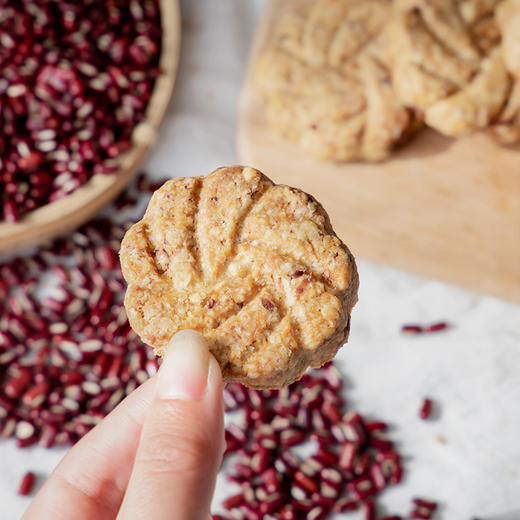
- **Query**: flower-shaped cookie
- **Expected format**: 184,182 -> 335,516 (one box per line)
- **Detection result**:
120,166 -> 358,388
389,0 -> 510,136
255,0 -> 420,162
489,0 -> 520,143
496,0 -> 520,78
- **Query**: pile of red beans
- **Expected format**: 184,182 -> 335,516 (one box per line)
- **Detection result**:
0,0 -> 161,222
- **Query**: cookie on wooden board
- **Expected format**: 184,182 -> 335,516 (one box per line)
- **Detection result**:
496,0 -> 520,78
120,166 -> 358,389
389,0 -> 510,137
488,0 -> 520,143
255,0 -> 419,162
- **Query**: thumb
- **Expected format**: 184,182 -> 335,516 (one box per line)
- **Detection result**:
117,330 -> 225,520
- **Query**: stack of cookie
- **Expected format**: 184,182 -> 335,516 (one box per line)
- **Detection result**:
255,0 -> 520,162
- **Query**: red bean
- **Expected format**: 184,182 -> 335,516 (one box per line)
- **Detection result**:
322,401 -> 342,423
419,398 -> 433,420
371,463 -> 387,490
222,494 -> 245,510
294,470 -> 319,493
363,500 -> 376,520
424,322 -> 449,333
339,442 -> 357,471
334,498 -> 359,512
411,508 -> 435,519
365,421 -> 388,432
22,382 -> 49,408
412,498 -> 438,510
401,322 -> 449,334
17,472 -> 36,496
401,325 -> 423,334
5,370 -> 32,399
348,477 -> 376,500
39,424 -> 58,448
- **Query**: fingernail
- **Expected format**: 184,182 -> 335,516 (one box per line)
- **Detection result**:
156,330 -> 210,401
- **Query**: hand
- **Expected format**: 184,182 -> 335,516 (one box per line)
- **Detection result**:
23,331 -> 225,520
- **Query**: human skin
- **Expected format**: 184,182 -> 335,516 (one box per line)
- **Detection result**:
23,331 -> 225,520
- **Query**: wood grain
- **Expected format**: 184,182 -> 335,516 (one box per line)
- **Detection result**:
0,0 -> 181,254
238,0 -> 520,303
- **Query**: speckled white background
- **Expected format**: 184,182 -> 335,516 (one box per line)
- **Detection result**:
1,2 -> 520,519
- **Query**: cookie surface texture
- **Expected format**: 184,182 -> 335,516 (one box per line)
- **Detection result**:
255,0 -> 418,162
496,0 -> 520,78
389,0 -> 510,136
489,0 -> 520,143
120,166 -> 359,389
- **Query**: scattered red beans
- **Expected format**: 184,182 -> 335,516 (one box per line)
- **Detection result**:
17,472 -> 36,496
214,362 -> 442,519
0,173 -> 161,447
0,0 -> 162,222
419,398 -> 433,420
215,363 -> 409,519
401,322 -> 450,334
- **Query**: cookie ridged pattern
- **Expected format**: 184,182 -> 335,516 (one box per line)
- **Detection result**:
389,0 -> 517,138
121,166 -> 358,388
255,0 -> 419,162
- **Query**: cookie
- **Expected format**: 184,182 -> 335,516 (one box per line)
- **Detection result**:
255,0 -> 419,162
496,0 -> 520,78
488,0 -> 520,144
389,0 -> 510,136
489,77 -> 520,143
120,166 -> 359,389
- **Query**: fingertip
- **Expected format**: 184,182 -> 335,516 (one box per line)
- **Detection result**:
157,330 -> 210,401
208,353 -> 223,390
168,329 -> 207,349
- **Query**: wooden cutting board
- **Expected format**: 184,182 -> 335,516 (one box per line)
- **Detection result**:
238,0 -> 520,303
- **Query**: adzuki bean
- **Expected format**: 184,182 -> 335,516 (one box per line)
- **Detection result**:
419,398 -> 433,420
401,322 -> 450,335
17,472 -> 36,496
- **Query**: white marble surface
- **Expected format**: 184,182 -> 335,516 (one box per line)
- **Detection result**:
2,1 -> 520,519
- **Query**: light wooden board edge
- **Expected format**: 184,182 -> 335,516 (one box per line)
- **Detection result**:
0,0 -> 181,254
238,0 -> 520,303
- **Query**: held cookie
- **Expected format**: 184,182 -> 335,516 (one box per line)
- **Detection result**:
255,0 -> 419,162
120,166 -> 358,389
389,0 -> 510,136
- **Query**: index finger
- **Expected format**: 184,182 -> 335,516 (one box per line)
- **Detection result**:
23,377 -> 156,520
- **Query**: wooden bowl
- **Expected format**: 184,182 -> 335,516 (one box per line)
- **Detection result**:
0,0 -> 181,254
